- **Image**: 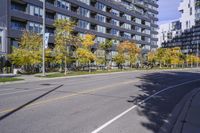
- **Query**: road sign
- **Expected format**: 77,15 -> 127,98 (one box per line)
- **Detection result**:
44,33 -> 49,49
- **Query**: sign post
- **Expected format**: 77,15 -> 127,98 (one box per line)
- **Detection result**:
42,0 -> 46,76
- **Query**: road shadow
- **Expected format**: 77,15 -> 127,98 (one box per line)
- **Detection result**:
0,84 -> 63,121
128,71 -> 200,133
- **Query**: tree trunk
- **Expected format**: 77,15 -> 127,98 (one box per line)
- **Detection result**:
64,56 -> 67,75
59,64 -> 62,72
89,60 -> 91,73
160,61 -> 162,68
105,51 -> 108,70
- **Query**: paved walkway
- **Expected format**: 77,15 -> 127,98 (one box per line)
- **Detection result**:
172,88 -> 200,133
19,74 -> 41,82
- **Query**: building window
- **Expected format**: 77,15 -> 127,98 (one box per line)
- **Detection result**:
57,13 -> 70,20
135,35 -> 141,41
78,20 -> 90,29
145,21 -> 150,26
111,9 -> 119,17
96,2 -> 106,11
78,7 -> 90,17
28,22 -> 42,33
135,26 -> 141,32
95,37 -> 106,43
145,29 -> 150,35
97,25 -> 106,33
57,0 -> 70,10
11,40 -> 19,48
11,2 -> 26,12
111,19 -> 119,26
123,14 -> 131,21
135,18 -> 141,24
29,5 -> 43,17
111,29 -> 119,36
122,23 -> 131,30
123,32 -> 131,39
11,20 -> 26,30
78,0 -> 90,5
96,14 -> 106,22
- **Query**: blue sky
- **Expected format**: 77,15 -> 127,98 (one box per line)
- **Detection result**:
158,0 -> 181,24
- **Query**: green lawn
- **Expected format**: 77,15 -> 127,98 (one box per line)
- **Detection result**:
0,77 -> 24,83
38,69 -> 131,78
36,67 -> 189,78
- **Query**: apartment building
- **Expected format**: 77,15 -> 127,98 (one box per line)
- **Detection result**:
161,0 -> 200,55
0,0 -> 158,58
179,0 -> 196,31
158,20 -> 182,47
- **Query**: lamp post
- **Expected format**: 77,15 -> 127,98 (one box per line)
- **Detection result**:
42,0 -> 46,76
197,43 -> 199,68
187,45 -> 189,68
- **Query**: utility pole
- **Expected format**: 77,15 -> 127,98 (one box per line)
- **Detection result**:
187,45 -> 189,68
42,0 -> 46,76
197,43 -> 199,68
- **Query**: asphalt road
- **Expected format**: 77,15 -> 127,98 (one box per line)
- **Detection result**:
0,70 -> 200,133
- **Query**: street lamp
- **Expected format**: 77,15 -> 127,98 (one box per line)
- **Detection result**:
187,45 -> 189,68
197,43 -> 199,68
42,0 -> 46,76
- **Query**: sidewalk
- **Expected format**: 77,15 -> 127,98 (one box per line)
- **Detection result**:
0,70 -> 134,85
1,68 -> 200,85
172,88 -> 200,133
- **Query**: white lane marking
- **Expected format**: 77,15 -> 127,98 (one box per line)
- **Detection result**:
91,79 -> 200,133
0,86 -> 57,96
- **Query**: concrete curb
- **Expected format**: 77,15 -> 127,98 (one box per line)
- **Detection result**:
171,88 -> 200,133
158,87 -> 200,133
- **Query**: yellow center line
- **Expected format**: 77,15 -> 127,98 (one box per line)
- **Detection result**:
0,79 -> 140,114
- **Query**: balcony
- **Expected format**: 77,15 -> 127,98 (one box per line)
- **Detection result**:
11,1 -> 27,13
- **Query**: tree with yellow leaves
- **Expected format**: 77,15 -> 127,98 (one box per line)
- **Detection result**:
76,48 -> 96,63
99,39 -> 113,68
117,41 -> 140,68
154,48 -> 166,68
113,53 -> 126,69
82,34 -> 95,48
169,47 -> 183,68
147,51 -> 156,65
186,54 -> 198,67
9,31 -> 42,73
76,34 -> 96,72
54,19 -> 79,75
193,55 -> 199,67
